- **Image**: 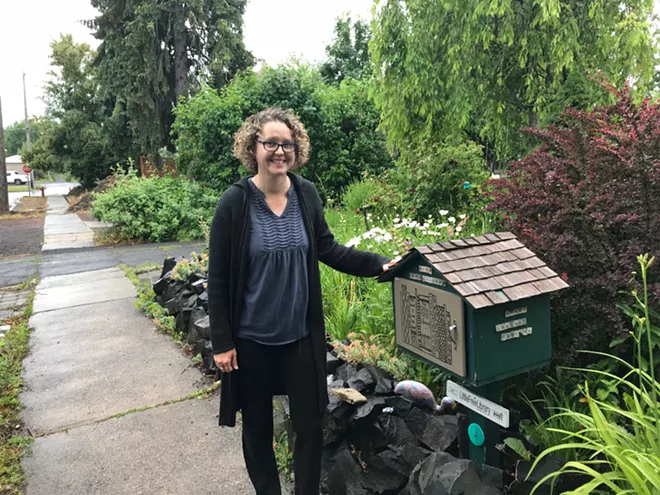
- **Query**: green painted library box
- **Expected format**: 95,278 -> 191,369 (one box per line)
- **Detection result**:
378,232 -> 568,386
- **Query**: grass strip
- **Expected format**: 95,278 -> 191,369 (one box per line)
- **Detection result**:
0,279 -> 37,494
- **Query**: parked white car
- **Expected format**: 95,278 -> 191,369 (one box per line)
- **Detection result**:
6,171 -> 30,185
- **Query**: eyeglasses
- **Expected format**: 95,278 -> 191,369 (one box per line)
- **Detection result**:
256,139 -> 297,153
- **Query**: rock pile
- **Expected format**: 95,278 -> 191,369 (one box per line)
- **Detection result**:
152,257 -> 217,375
318,361 -> 504,495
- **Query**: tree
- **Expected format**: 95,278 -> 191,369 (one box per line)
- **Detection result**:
3,119 -> 44,157
370,0 -> 658,164
90,0 -> 254,156
320,16 -> 372,85
24,35 -> 128,187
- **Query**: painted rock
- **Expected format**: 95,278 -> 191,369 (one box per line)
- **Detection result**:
394,380 -> 438,411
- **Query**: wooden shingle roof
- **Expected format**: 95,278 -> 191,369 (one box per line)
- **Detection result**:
404,232 -> 568,309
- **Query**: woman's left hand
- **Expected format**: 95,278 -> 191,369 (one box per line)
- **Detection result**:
382,256 -> 401,272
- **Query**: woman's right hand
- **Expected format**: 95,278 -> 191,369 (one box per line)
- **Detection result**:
214,349 -> 238,373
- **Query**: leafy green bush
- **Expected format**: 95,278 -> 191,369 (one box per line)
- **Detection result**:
92,167 -> 218,242
385,141 -> 491,219
173,64 -> 393,197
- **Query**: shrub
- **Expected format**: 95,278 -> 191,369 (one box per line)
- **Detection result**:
487,81 -> 660,368
92,167 -> 218,242
173,64 -> 393,197
384,141 -> 491,219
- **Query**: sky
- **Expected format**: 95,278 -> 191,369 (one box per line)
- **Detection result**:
0,0 -> 374,128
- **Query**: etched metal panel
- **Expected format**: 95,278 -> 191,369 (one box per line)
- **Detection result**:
394,277 -> 466,377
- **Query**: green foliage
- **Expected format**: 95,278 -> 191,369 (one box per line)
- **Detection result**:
531,255 -> 660,494
91,0 -> 254,156
370,0 -> 658,165
171,252 -> 208,281
173,64 -> 393,197
385,142 -> 491,218
273,431 -> 294,481
22,35 -> 130,187
3,119 -> 43,157
320,16 -> 372,85
0,282 -> 36,494
92,167 -> 218,242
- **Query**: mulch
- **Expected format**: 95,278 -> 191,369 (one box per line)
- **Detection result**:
0,215 -> 44,258
67,176 -> 116,212
0,197 -> 47,258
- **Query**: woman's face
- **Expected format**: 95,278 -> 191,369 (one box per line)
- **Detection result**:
254,121 -> 295,177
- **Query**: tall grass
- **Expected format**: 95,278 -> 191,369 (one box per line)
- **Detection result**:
530,254 -> 660,494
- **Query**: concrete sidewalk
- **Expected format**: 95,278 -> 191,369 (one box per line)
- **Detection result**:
20,267 -> 251,494
43,196 -> 94,251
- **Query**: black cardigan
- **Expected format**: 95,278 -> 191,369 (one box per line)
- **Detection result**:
208,172 -> 390,426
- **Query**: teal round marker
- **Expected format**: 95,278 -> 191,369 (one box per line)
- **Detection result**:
468,423 -> 485,447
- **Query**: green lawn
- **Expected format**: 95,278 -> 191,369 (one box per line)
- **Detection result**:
7,185 -> 30,193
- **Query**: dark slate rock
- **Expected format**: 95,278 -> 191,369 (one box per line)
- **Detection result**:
404,407 -> 459,453
183,294 -> 198,311
512,456 -> 570,495
160,257 -> 177,279
152,277 -> 169,296
379,415 -> 419,448
323,394 -> 354,446
365,365 -> 395,396
326,352 -> 342,375
196,290 -> 209,311
191,279 -> 206,295
347,367 -> 376,394
361,450 -> 409,493
336,363 -> 359,383
397,443 -> 433,473
481,464 -> 506,491
384,396 -> 413,416
401,452 -> 501,495
457,413 -> 471,459
350,419 -> 389,461
160,282 -> 186,310
175,308 -> 193,335
192,315 -> 211,341
200,340 -> 217,375
187,308 -> 207,355
189,272 -> 206,284
351,396 -> 386,421
320,442 -> 369,495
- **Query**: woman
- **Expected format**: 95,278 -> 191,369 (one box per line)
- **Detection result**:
208,108 -> 395,495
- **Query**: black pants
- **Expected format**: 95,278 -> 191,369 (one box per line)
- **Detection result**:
236,335 -> 323,495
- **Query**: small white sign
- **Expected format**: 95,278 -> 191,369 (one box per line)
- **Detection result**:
505,306 -> 527,318
501,327 -> 533,342
419,265 -> 432,274
495,318 -> 527,332
446,381 -> 510,428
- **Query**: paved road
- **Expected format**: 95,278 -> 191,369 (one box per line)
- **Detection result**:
0,241 -> 205,288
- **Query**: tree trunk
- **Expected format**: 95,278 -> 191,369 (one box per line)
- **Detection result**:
173,1 -> 189,103
0,97 -> 9,215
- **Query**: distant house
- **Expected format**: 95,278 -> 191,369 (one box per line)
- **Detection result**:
5,155 -> 25,173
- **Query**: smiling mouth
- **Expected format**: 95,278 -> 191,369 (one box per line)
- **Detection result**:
270,159 -> 287,165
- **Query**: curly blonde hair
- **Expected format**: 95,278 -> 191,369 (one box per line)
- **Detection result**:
233,108 -> 311,173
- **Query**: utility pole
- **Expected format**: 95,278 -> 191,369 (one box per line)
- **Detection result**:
0,97 -> 9,214
22,72 -> 32,195
23,72 -> 31,151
